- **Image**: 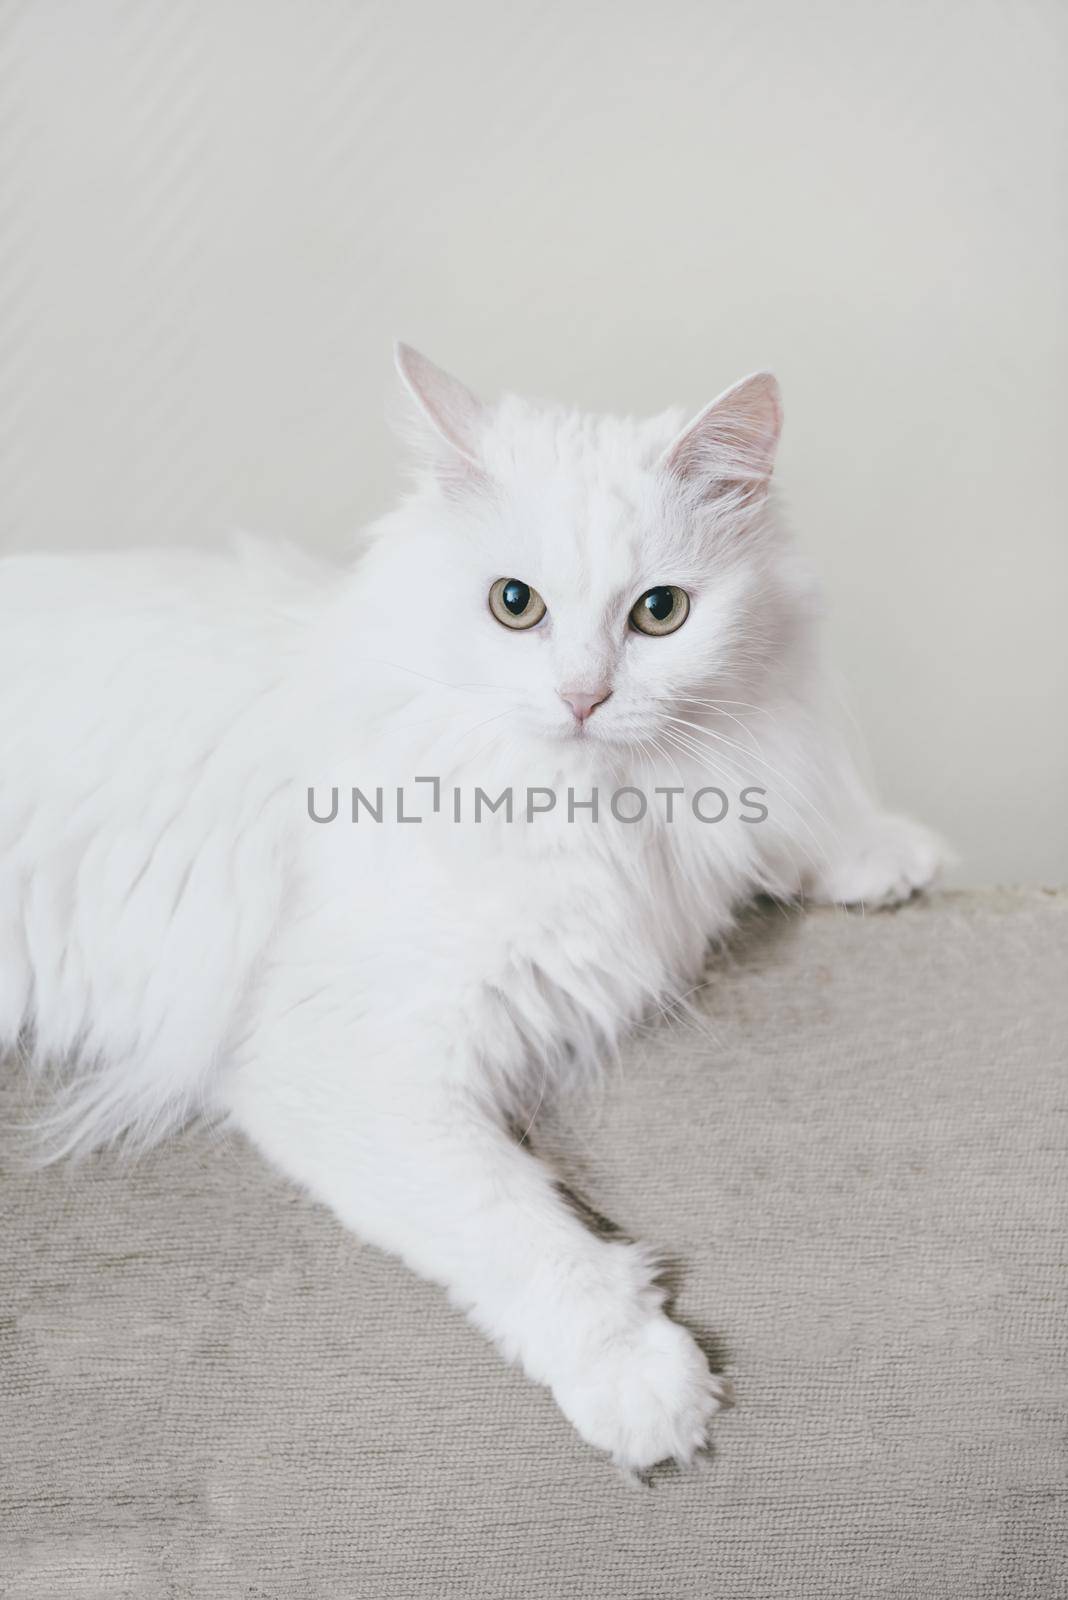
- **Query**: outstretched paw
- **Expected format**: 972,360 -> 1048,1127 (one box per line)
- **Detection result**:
809,813 -> 943,909
552,1313 -> 729,1473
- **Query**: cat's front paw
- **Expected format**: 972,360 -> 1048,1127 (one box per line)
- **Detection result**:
808,813 -> 944,909
551,1313 -> 727,1473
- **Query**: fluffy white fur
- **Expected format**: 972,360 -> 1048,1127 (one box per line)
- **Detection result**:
0,347 -> 940,1472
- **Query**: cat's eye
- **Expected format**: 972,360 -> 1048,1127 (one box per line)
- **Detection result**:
488,577 -> 547,630
629,585 -> 690,636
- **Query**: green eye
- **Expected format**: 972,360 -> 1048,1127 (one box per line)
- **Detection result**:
629,585 -> 690,636
488,577 -> 547,630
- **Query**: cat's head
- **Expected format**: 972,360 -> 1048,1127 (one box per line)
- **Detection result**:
370,344 -> 800,756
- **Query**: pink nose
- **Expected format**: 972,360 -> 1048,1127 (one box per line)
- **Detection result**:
559,687 -> 612,723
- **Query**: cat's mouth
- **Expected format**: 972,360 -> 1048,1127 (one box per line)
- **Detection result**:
556,713 -> 627,748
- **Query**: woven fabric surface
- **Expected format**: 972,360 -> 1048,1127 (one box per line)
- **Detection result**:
2,891 -> 1066,1598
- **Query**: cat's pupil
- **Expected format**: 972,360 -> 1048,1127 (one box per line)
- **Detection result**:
502,580 -> 530,615
644,587 -> 675,622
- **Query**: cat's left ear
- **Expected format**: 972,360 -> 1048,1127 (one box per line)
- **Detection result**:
659,372 -> 782,497
394,342 -> 486,482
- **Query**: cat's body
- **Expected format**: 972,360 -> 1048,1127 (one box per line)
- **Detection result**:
0,348 -> 940,1471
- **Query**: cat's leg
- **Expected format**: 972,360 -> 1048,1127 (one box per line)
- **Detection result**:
789,735 -> 944,908
804,809 -> 943,908
222,1019 -> 725,1473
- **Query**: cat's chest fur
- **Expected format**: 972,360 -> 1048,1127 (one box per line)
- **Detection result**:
296,772 -> 750,1078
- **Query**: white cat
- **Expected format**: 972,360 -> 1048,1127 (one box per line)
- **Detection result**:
0,345 -> 940,1472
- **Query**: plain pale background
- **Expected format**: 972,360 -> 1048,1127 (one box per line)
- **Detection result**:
2,0 -> 1065,886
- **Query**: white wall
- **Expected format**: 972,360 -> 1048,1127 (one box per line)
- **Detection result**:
4,0 -> 1066,885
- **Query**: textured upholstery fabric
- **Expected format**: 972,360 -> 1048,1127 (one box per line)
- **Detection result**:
2,891 -> 1066,1598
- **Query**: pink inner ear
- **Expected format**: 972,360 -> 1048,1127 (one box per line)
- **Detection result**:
661,372 -> 782,489
394,342 -> 485,469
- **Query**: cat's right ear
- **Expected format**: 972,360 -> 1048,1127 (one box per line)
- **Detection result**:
394,342 -> 487,488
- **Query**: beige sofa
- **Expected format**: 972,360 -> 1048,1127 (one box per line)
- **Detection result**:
3,891 -> 1066,1598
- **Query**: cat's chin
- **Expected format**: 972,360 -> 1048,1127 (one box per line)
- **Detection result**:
552,722 -> 624,749
527,715 -> 657,761
523,722 -> 621,760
